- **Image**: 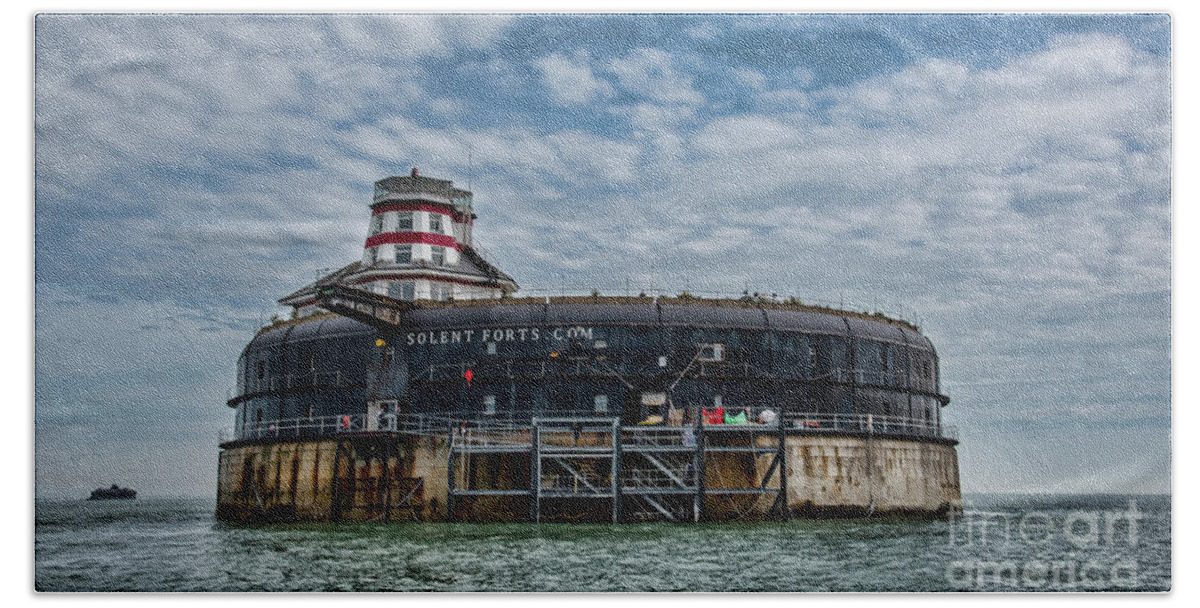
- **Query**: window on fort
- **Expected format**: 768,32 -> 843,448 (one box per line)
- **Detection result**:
698,343 -> 724,362
808,345 -> 818,371
429,213 -> 444,233
394,244 -> 412,264
487,342 -> 497,355
594,395 -> 609,413
370,215 -> 383,236
388,281 -> 415,301
431,246 -> 446,266
397,212 -> 414,231
430,283 -> 450,301
880,347 -> 889,374
484,395 -> 496,415
367,247 -> 378,265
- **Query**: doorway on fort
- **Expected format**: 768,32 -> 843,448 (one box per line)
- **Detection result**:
367,400 -> 398,431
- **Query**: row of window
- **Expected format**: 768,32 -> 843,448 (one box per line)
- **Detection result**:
483,394 -> 610,415
379,280 -> 456,301
369,211 -> 449,236
366,244 -> 449,266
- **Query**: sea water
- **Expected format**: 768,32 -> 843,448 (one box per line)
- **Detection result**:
34,494 -> 1169,592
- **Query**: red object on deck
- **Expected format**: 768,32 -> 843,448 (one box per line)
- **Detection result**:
702,407 -> 725,424
464,369 -> 473,387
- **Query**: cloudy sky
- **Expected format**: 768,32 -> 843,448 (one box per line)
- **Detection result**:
34,13 -> 1170,499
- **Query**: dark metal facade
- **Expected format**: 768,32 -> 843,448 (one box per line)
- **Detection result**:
228,298 -> 947,436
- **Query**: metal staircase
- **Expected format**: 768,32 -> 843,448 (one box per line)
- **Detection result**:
531,417 -> 621,523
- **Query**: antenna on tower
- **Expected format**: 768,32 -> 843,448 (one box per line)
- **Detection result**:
467,142 -> 474,192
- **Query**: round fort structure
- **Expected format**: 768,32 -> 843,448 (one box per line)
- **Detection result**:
216,171 -> 961,523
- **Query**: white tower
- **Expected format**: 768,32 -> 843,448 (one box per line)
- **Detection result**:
280,169 -> 518,315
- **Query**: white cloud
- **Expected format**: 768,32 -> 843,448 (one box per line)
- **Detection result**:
731,67 -> 767,90
607,48 -> 705,106
535,51 -> 613,106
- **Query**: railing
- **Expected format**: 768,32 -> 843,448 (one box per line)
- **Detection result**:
455,422 -> 534,450
512,285 -> 923,327
782,412 -> 954,439
220,414 -> 364,442
220,411 -> 957,443
621,426 -> 697,448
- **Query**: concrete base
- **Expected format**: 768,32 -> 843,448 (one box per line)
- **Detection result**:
216,433 -> 960,523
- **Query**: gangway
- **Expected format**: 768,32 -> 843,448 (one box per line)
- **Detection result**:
316,283 -> 417,331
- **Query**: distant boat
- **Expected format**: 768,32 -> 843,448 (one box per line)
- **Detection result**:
88,485 -> 136,500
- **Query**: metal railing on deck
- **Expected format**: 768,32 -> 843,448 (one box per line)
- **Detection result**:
782,412 -> 956,440
220,410 -> 957,443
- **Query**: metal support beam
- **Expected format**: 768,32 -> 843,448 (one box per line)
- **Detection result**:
330,440 -> 345,522
694,416 -> 706,523
778,409 -> 790,521
642,452 -> 688,488
759,453 -> 781,491
549,457 -> 602,495
612,419 -> 622,523
383,440 -> 393,522
446,423 -> 456,522
396,478 -> 424,519
530,422 -> 540,523
640,494 -> 677,522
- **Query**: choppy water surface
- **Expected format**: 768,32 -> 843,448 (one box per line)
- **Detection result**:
35,494 -> 1169,592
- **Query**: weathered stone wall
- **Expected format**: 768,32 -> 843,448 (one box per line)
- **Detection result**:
217,440 -> 340,522
782,436 -> 961,516
217,433 -> 960,523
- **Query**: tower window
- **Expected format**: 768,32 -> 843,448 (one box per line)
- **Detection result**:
487,342 -> 497,355
394,244 -> 412,264
429,213 -> 444,234
431,246 -> 446,266
483,395 -> 496,415
370,215 -> 383,236
388,281 -> 415,301
397,212 -> 414,231
366,247 -> 378,265
594,395 -> 609,413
